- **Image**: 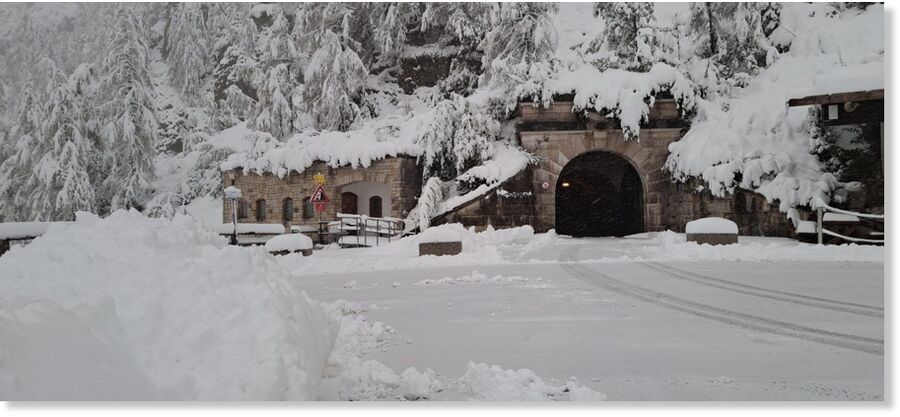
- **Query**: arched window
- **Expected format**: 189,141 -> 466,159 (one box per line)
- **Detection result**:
369,196 -> 383,218
302,197 -> 314,219
283,198 -> 294,221
238,199 -> 248,219
256,199 -> 266,221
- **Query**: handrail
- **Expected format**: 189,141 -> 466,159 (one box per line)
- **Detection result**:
822,228 -> 884,244
820,203 -> 884,220
335,213 -> 404,247
816,205 -> 884,245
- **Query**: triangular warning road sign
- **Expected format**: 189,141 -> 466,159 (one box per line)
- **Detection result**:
311,185 -> 330,203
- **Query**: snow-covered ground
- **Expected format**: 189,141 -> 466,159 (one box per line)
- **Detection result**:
280,226 -> 884,400
0,215 -> 883,400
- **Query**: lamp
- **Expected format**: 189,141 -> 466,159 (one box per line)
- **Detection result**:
224,186 -> 242,245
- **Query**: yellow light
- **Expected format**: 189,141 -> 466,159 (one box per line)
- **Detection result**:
561,181 -> 570,188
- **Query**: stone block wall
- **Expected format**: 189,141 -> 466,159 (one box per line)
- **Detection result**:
222,157 -> 421,229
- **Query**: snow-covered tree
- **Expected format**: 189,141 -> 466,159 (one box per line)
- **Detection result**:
97,7 -> 159,212
0,82 -> 45,220
591,3 -> 661,71
687,2 -> 772,80
413,177 -> 444,231
297,3 -> 368,132
421,2 -> 493,47
166,3 -> 210,106
480,2 -> 558,113
419,95 -> 499,181
246,4 -> 304,139
24,61 -> 98,220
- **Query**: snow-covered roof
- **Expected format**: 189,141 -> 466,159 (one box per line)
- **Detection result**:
792,62 -> 884,99
219,114 -> 428,176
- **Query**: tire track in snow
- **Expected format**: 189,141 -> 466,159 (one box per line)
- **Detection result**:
636,261 -> 883,318
558,248 -> 883,355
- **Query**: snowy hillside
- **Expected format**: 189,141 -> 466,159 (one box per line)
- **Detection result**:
0,2 -> 884,223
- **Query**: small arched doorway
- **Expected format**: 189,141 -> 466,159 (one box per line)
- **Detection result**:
555,151 -> 644,237
341,192 -> 358,214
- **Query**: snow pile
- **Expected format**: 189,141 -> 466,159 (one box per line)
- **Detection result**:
265,233 -> 313,252
647,231 -> 883,263
211,223 -> 285,235
277,224 -> 550,276
0,222 -> 71,240
666,4 -> 884,212
796,62 -> 883,97
317,300 -> 443,401
685,217 -> 738,235
0,211 -> 337,400
418,226 -> 462,243
414,271 -> 533,286
460,362 -> 606,401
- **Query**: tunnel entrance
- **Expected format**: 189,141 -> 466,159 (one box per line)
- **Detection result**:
555,151 -> 644,237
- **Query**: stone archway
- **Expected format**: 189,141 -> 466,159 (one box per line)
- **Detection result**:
555,151 -> 644,237
520,128 -> 682,233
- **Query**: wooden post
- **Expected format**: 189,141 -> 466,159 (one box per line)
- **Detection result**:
816,207 -> 824,245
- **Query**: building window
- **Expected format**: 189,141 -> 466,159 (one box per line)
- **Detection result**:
369,196 -> 383,218
256,199 -> 266,221
302,197 -> 314,219
283,198 -> 294,221
238,199 -> 248,219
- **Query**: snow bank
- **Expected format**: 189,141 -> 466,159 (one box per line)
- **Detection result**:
0,211 -> 337,400
685,217 -> 738,235
278,224 -> 549,276
461,362 -> 605,401
0,222 -> 71,240
265,233 -> 313,252
212,223 -> 285,235
645,231 -> 882,263
418,227 -> 462,243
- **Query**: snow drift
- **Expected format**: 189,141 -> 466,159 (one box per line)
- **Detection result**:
0,211 -> 337,400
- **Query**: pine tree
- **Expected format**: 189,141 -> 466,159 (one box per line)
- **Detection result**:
419,95 -> 499,181
97,7 -> 159,212
0,82 -> 45,220
167,3 -> 210,106
24,60 -> 98,220
688,2 -> 771,80
297,3 -> 368,132
246,4 -> 303,139
421,2 -> 493,48
591,3 -> 660,71
480,2 -> 558,112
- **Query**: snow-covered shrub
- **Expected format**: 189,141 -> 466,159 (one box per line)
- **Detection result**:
418,94 -> 499,181
0,211 -> 337,400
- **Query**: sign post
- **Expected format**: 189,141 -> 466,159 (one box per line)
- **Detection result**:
311,185 -> 330,244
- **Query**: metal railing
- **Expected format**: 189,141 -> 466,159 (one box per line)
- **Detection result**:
816,204 -> 884,245
334,213 -> 405,247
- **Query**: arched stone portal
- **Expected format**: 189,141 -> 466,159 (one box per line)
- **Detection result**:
556,151 -> 644,237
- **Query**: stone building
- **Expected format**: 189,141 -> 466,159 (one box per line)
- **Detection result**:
434,98 -> 793,237
222,157 -> 421,229
222,96 -> 793,238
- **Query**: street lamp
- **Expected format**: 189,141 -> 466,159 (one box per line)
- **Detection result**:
224,186 -> 242,245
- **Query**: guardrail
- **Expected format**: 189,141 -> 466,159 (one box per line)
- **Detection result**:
334,213 -> 406,247
816,204 -> 884,245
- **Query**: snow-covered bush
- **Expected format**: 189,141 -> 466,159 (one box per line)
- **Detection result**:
418,94 -> 499,181
0,211 -> 337,400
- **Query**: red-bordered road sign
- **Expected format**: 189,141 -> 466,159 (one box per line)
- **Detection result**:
311,185 -> 330,203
